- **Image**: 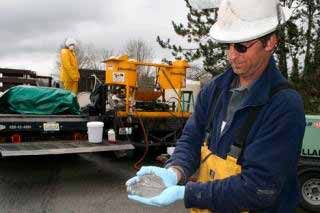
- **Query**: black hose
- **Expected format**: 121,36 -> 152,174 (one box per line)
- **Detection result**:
133,116 -> 149,170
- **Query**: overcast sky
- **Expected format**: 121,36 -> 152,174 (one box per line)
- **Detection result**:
0,0 -> 188,77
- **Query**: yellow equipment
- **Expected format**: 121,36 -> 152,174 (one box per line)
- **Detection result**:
105,55 -> 137,88
103,54 -> 190,119
158,60 -> 188,90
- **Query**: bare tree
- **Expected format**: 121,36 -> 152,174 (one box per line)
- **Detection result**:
123,39 -> 155,89
77,42 -> 114,70
72,41 -> 114,70
124,39 -> 154,62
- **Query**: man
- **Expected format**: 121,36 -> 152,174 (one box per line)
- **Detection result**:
60,37 -> 80,94
126,0 -> 306,212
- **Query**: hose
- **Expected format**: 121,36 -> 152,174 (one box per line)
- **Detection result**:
133,116 -> 149,170
91,74 -> 102,91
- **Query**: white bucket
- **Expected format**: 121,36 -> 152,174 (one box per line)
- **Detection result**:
87,121 -> 104,143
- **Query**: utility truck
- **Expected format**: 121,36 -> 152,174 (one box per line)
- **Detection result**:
0,55 -> 192,161
298,115 -> 320,212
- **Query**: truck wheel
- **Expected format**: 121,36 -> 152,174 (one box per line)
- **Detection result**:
300,172 -> 320,212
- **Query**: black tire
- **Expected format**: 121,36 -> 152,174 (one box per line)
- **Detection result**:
299,172 -> 320,212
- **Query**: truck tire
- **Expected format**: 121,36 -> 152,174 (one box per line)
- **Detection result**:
300,172 -> 320,212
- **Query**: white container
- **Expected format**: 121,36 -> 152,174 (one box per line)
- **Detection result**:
108,129 -> 116,143
87,121 -> 104,143
167,147 -> 175,156
77,92 -> 91,108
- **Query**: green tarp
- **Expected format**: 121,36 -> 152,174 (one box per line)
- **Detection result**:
0,86 -> 80,115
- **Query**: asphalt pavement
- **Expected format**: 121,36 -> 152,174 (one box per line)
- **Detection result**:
0,153 -> 309,213
0,153 -> 185,213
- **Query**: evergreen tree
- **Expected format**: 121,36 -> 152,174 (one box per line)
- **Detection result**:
275,0 -> 304,79
157,0 -> 227,77
290,57 -> 300,84
157,0 -> 320,113
286,12 -> 303,84
291,0 -> 320,113
287,0 -> 319,78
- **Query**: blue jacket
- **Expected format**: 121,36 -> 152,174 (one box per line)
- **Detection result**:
166,58 -> 306,212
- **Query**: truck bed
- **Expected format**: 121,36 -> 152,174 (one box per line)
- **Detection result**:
0,140 -> 134,157
0,114 -> 89,132
0,113 -> 87,122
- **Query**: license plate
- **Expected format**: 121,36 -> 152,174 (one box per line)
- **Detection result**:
0,125 -> 5,131
43,122 -> 60,131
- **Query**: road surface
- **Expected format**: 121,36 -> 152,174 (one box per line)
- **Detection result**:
0,153 -> 308,212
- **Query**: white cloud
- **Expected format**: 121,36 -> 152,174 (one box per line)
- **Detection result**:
0,0 -> 188,77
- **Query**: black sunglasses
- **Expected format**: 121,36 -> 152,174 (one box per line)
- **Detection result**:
225,40 -> 259,53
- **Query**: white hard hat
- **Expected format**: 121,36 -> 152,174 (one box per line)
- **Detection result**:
210,0 -> 292,43
189,0 -> 221,10
65,38 -> 77,47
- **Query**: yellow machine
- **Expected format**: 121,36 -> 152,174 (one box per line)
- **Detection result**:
103,54 -> 191,119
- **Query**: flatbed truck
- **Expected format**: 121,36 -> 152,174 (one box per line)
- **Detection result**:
0,114 -> 134,157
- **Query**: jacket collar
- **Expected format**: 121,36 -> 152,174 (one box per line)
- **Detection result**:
214,56 -> 287,106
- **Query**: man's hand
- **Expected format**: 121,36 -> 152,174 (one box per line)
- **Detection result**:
135,166 -> 178,187
128,185 -> 185,207
126,166 -> 185,207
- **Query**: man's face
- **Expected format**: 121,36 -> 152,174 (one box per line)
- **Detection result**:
69,44 -> 75,50
226,39 -> 270,79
